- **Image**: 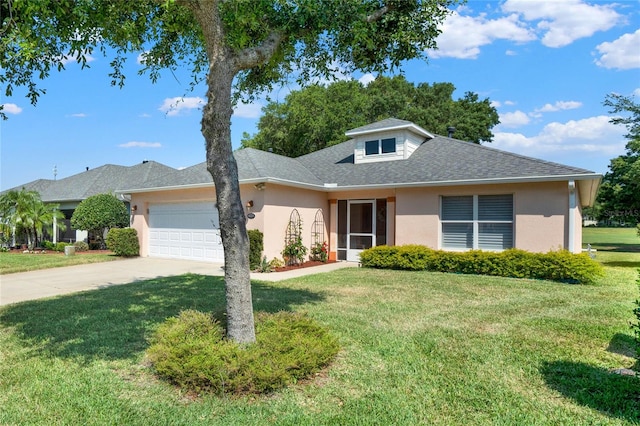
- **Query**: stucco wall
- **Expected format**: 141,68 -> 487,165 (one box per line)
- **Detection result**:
128,179 -> 582,261
261,184 -> 329,261
395,181 -> 578,253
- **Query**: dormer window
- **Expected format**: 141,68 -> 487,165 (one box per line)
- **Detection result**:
365,138 -> 396,156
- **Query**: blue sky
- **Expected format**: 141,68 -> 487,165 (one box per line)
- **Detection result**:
1,0 -> 639,191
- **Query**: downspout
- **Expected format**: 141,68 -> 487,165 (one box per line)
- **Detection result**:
568,180 -> 576,253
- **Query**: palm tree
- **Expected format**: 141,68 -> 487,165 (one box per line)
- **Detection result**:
0,188 -> 62,248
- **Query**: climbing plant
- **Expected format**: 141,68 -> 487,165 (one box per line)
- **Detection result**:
282,209 -> 306,265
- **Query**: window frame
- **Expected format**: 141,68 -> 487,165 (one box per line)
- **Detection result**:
440,194 -> 514,251
364,137 -> 397,156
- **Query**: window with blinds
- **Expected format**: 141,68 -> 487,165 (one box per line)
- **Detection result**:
441,194 -> 513,250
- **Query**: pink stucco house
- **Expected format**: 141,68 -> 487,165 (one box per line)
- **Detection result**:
119,118 -> 601,263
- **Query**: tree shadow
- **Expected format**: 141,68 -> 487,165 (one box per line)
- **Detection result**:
607,333 -> 638,359
0,274 -> 325,363
540,360 -> 639,423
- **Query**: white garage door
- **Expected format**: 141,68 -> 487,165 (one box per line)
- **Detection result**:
148,202 -> 224,262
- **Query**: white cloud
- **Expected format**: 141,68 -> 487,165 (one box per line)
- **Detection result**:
493,115 -> 626,158
502,0 -> 621,48
159,97 -> 204,117
634,88 -> 640,98
118,141 -> 162,148
499,110 -> 530,128
1,103 -> 22,114
139,113 -> 152,118
595,29 -> 640,70
535,101 -> 583,113
358,73 -> 376,86
233,102 -> 262,119
137,51 -> 149,65
69,113 -> 87,118
429,10 -> 535,59
60,54 -> 96,65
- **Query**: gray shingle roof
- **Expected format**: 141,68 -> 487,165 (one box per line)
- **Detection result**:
296,135 -> 596,187
3,161 -> 176,202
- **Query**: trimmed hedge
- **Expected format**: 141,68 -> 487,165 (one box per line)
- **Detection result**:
146,310 -> 340,395
248,229 -> 264,270
359,245 -> 605,285
105,228 -> 139,257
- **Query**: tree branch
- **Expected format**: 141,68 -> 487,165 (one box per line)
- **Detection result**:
233,31 -> 283,71
366,4 -> 394,23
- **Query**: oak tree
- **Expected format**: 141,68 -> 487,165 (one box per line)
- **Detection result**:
1,0 -> 458,343
242,75 -> 500,157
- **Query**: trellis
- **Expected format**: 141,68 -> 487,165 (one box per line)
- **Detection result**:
311,209 -> 325,247
283,209 -> 304,265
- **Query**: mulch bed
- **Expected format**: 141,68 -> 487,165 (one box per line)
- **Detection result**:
274,260 -> 336,272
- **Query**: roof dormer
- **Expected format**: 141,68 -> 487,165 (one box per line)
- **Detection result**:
346,118 -> 434,164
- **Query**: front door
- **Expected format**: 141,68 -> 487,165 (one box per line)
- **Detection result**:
346,200 -> 375,262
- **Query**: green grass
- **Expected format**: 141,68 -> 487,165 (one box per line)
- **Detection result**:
0,251 -> 120,274
583,227 -> 640,252
0,266 -> 637,425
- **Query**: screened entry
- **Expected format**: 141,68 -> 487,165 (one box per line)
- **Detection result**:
337,199 -> 387,261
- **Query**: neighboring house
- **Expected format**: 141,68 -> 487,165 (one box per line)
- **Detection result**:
2,160 -> 176,243
116,118 -> 601,263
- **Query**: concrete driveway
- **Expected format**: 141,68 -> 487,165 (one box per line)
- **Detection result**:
0,257 -> 356,306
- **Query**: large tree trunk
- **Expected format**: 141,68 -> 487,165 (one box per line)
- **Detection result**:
201,57 -> 256,344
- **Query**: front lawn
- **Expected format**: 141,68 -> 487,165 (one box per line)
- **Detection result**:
0,251 -> 120,274
0,265 -> 637,425
583,227 -> 640,252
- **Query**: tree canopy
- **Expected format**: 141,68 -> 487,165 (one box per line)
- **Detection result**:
241,75 -> 500,157
594,93 -> 640,224
1,0 -> 459,343
70,193 -> 129,247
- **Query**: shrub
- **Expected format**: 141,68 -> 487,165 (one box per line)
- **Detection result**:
248,229 -> 264,270
105,228 -> 139,257
54,242 -> 70,252
359,245 -> 604,285
71,193 -> 129,248
42,241 -> 55,250
146,310 -> 340,395
73,241 -> 89,252
310,241 -> 328,262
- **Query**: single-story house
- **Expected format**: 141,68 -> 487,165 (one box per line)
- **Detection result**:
116,118 -> 601,263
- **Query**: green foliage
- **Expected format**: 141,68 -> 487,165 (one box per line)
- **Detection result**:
310,241 -> 328,262
359,246 -> 605,285
146,310 -> 339,395
0,188 -> 65,248
632,269 -> 640,368
242,76 -> 500,157
637,223 -> 640,238
248,229 -> 264,270
105,228 -> 139,257
73,241 -> 89,252
55,242 -> 70,252
71,194 -> 129,245
283,217 -> 307,265
595,94 -> 640,223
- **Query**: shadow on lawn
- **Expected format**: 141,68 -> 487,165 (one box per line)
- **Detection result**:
540,360 -> 639,423
0,274 -> 324,362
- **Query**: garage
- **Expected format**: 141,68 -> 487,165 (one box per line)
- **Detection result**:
148,202 -> 224,262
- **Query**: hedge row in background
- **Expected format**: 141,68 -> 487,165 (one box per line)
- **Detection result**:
359,245 -> 605,285
105,228 -> 140,257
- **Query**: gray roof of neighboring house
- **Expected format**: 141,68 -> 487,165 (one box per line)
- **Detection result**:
3,161 -> 176,202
